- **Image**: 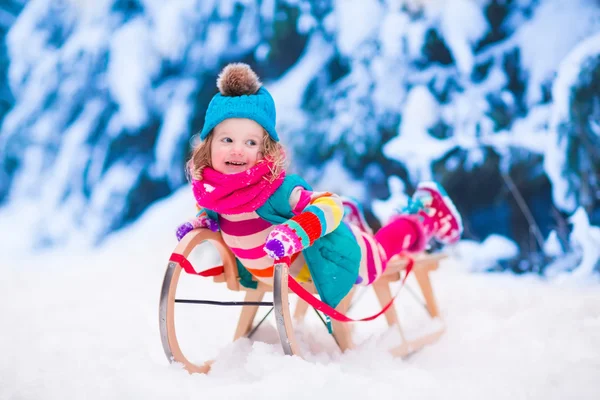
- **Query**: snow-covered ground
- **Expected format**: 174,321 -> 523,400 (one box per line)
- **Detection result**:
1,188 -> 599,400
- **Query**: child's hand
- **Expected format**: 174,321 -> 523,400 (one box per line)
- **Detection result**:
202,217 -> 219,233
176,222 -> 194,241
175,217 -> 219,241
264,226 -> 301,259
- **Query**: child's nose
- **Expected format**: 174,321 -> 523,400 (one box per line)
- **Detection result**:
230,144 -> 243,155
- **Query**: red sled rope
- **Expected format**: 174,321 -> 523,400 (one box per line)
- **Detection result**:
281,256 -> 414,322
169,253 -> 224,277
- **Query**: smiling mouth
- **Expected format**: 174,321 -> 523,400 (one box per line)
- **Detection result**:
225,161 -> 246,166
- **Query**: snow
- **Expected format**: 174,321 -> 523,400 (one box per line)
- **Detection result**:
152,79 -> 197,183
107,18 -> 160,129
567,208 -> 600,278
515,0 -> 600,106
143,0 -> 198,63
548,33 -> 600,129
82,161 -> 145,240
311,158 -> 365,200
332,0 -> 383,56
0,52 -> 59,143
41,99 -> 103,208
544,230 -> 564,257
5,0 -> 54,94
0,7 -> 17,30
372,175 -> 409,225
297,12 -> 317,34
379,11 -> 411,60
435,0 -> 489,75
259,0 -> 275,24
2,188 -> 600,399
384,86 -> 455,182
543,31 -> 600,212
67,0 -> 113,21
483,104 -> 551,157
268,32 -> 334,128
454,235 -> 520,273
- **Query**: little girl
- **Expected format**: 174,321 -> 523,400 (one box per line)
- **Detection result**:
176,63 -> 463,309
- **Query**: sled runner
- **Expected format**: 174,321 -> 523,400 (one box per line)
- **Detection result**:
159,228 -> 446,374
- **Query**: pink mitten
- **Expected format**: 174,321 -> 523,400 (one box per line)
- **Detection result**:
264,226 -> 301,259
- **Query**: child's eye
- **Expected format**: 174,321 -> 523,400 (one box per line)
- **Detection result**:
221,137 -> 233,143
246,139 -> 257,146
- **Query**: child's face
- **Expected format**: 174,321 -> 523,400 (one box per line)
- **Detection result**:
210,118 -> 264,174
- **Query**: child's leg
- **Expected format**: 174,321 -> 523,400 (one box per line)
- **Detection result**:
374,214 -> 428,260
350,181 -> 462,286
349,224 -> 388,286
374,181 -> 463,263
351,216 -> 427,286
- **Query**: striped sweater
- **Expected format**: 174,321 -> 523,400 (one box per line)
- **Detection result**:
195,187 -> 387,286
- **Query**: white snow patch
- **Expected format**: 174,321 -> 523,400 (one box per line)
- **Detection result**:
332,0 -> 383,56
107,18 -> 161,128
384,86 -> 456,182
454,235 -> 520,272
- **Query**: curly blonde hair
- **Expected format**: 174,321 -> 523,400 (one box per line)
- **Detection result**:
186,130 -> 287,182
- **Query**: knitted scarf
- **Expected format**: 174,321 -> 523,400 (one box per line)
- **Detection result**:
191,160 -> 285,215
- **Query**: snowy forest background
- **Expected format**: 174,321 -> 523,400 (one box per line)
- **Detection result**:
0,0 -> 599,277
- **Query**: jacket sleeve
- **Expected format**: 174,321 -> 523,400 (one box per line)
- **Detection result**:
268,187 -> 345,252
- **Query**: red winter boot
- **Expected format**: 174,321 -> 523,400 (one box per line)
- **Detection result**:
411,181 -> 463,245
373,181 -> 463,263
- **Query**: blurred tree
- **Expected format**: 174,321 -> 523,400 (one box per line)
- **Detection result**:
0,0 -> 25,128
561,55 -> 600,221
0,0 -> 25,203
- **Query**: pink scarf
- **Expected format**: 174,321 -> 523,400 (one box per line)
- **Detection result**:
192,160 -> 285,214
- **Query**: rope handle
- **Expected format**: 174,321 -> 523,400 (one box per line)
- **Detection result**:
276,256 -> 414,322
169,253 -> 224,277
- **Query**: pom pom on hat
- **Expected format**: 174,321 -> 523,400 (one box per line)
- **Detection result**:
217,63 -> 262,96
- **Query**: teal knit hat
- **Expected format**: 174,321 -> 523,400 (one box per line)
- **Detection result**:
200,63 -> 278,142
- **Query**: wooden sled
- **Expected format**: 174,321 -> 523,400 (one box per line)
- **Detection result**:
159,229 -> 446,374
